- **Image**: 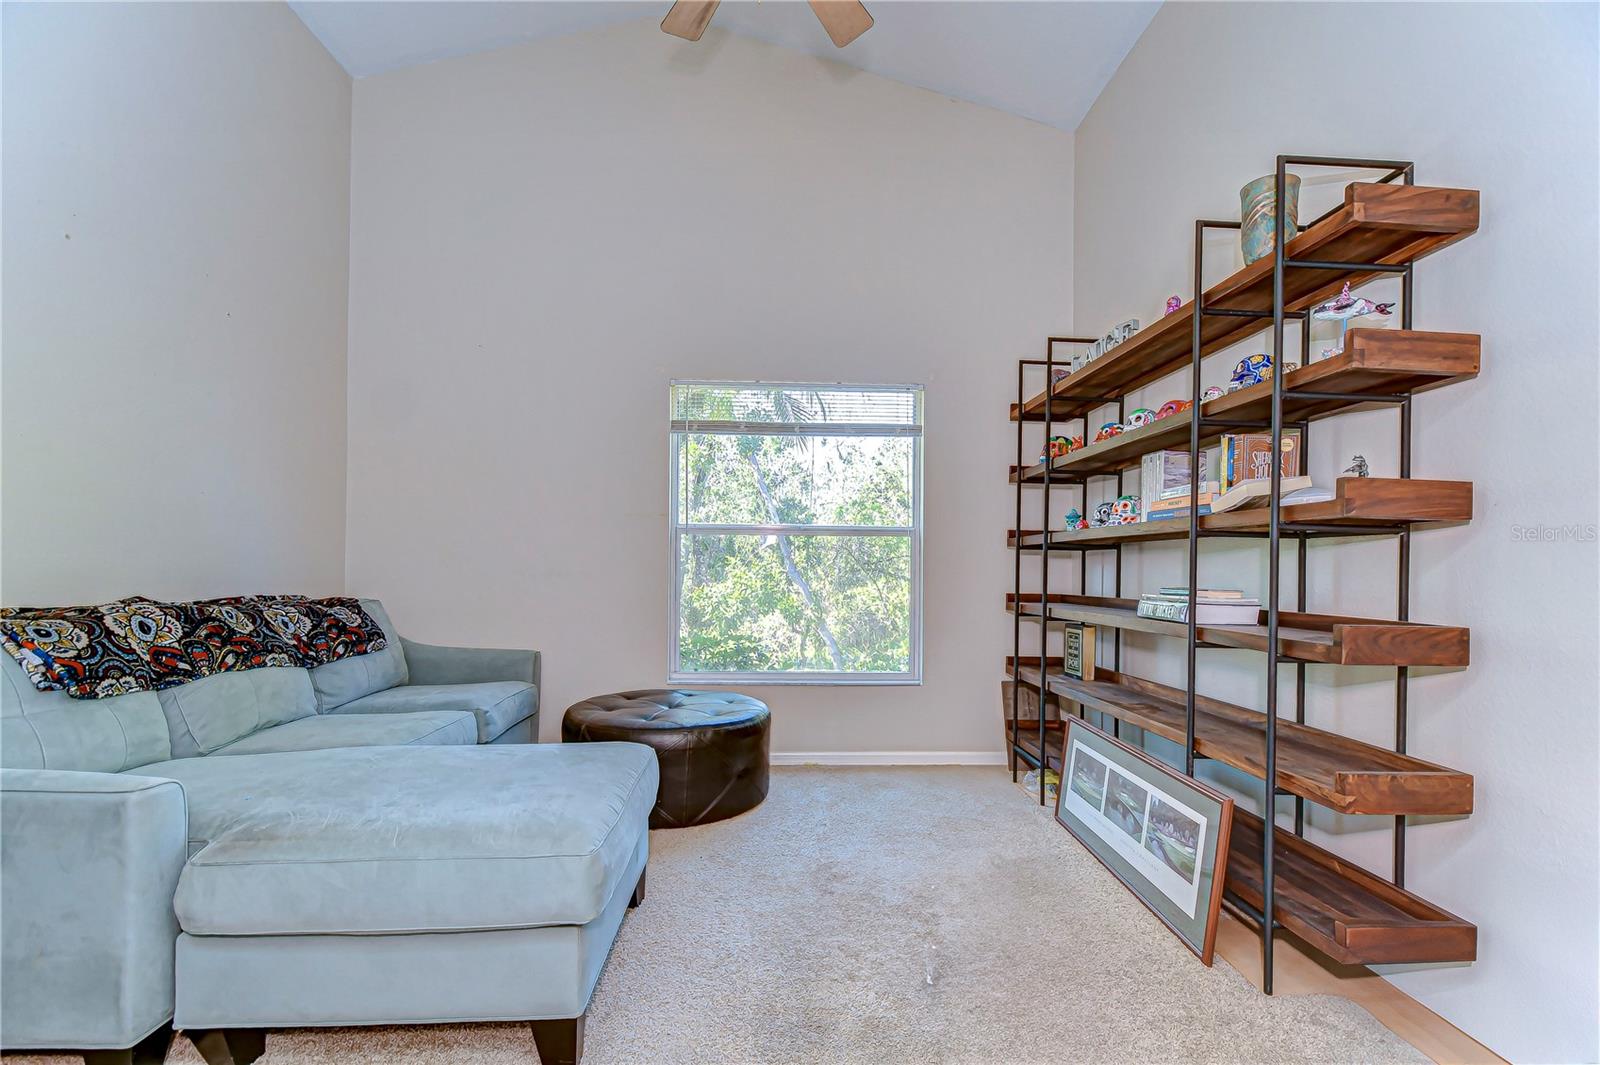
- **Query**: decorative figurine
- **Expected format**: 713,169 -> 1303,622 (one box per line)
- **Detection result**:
1046,436 -> 1071,459
1111,494 -> 1141,524
1202,385 -> 1226,402
1230,352 -> 1275,389
1312,282 -> 1395,359
1091,501 -> 1115,528
1164,296 -> 1182,316
1063,508 -> 1087,531
1344,454 -> 1370,478
1155,399 -> 1192,420
1093,422 -> 1124,443
1125,408 -> 1158,430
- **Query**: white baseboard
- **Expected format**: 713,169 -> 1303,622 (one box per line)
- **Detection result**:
771,751 -> 1007,766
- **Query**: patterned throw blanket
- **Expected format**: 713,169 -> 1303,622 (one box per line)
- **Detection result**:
0,595 -> 388,699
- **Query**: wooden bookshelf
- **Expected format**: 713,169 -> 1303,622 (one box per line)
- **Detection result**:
1011,182 -> 1480,422
1225,809 -> 1477,965
1015,665 -> 1472,815
1006,593 -> 1469,668
1007,478 -> 1473,548
1011,330 -> 1480,482
1003,161 -> 1480,981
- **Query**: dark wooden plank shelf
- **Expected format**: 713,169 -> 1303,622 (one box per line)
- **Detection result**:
1010,182 -> 1481,423
1007,478 -> 1473,548
1010,719 -> 1065,772
1225,808 -> 1477,965
1004,594 -> 1469,667
1012,330 -> 1480,482
1016,665 -> 1472,815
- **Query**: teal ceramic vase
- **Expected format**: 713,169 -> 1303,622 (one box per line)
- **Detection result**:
1239,173 -> 1300,265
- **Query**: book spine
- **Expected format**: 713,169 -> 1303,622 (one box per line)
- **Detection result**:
1136,598 -> 1189,623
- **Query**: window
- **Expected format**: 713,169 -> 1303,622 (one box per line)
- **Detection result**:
669,381 -> 923,684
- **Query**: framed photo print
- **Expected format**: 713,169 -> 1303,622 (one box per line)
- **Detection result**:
1054,718 -> 1235,964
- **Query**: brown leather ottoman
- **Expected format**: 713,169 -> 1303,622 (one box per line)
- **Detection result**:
561,690 -> 770,829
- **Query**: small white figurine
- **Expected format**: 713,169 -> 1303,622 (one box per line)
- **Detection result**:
1344,454 -> 1370,478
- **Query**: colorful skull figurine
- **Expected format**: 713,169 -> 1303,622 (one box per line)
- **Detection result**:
1046,435 -> 1071,459
1202,385 -> 1226,402
1230,352 -> 1274,388
1111,494 -> 1141,524
1063,508 -> 1087,531
1155,399 -> 1192,420
1093,421 -> 1124,443
1125,408 -> 1157,430
1091,502 -> 1115,527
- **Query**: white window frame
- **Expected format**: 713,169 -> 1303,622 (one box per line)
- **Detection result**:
668,380 -> 924,686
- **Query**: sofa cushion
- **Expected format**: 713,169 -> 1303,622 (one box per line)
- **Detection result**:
1,652 -> 171,771
331,681 -> 533,744
161,743 -> 656,935
157,667 -> 316,757
308,599 -> 407,712
208,710 -> 477,755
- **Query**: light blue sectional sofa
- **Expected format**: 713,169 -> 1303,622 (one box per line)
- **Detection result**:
0,599 -> 656,1065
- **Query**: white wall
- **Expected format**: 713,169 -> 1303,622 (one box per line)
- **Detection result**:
345,19 -> 1074,756
1,1 -> 352,605
1071,3 -> 1599,1060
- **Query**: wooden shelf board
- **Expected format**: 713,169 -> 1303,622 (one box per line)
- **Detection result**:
1011,182 -> 1480,422
1007,478 -> 1473,548
1010,719 -> 1065,772
1012,330 -> 1480,481
1004,594 -> 1469,667
1226,808 -> 1477,965
1018,665 -> 1471,815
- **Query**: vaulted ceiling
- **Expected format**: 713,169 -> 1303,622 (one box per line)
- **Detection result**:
288,1 -> 1159,131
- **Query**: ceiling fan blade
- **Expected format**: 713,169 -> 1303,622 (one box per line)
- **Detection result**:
661,0 -> 720,41
808,0 -> 873,47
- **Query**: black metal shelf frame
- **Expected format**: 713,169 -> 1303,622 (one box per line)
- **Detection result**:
1008,154 -> 1427,995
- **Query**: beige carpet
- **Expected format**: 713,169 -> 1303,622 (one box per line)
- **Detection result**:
10,766 -> 1426,1065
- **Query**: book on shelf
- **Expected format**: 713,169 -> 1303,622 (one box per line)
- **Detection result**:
1157,587 -> 1249,599
1142,481 -> 1219,521
1209,475 -> 1314,513
1145,505 -> 1213,520
1062,624 -> 1096,682
1137,592 -> 1261,625
1140,449 -> 1213,509
1220,431 -> 1302,492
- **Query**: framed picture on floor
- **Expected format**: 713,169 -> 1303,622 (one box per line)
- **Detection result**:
1054,718 -> 1234,964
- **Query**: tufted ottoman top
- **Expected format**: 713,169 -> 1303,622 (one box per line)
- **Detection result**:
564,689 -> 768,735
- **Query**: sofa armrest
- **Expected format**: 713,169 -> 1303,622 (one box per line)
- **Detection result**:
0,768 -> 187,1051
400,637 -> 541,690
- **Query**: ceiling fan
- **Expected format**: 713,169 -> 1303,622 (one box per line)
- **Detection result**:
661,1 -> 874,48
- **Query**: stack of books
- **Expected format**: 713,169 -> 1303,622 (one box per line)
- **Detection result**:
1144,483 -> 1221,520
1136,587 -> 1261,624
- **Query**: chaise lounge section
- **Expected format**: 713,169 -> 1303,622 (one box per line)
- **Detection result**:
1,597 -> 648,1065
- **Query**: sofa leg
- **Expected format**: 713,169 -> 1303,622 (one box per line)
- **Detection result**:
84,1024 -> 174,1065
629,866 -> 647,908
186,1028 -> 266,1065
529,1013 -> 585,1065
